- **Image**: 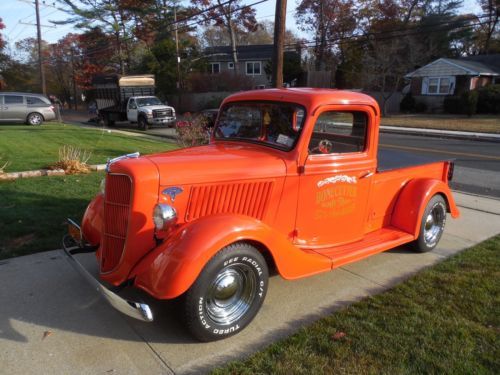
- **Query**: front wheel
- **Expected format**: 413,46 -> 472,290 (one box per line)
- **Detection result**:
183,243 -> 268,341
27,112 -> 43,126
138,116 -> 148,131
411,195 -> 447,252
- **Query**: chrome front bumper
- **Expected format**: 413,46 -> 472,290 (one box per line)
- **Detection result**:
62,220 -> 153,323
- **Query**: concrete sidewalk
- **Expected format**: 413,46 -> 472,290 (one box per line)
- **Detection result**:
1,192 -> 500,374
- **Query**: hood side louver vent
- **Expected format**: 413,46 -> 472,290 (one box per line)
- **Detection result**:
186,181 -> 274,222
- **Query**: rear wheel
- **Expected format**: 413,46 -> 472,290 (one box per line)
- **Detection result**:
103,114 -> 114,127
26,112 -> 43,126
183,243 -> 268,341
411,195 -> 447,252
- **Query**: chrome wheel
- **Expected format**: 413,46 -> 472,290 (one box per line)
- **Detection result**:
205,263 -> 257,326
423,203 -> 445,246
28,113 -> 43,125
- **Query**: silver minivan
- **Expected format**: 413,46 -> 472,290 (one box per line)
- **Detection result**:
0,92 -> 56,125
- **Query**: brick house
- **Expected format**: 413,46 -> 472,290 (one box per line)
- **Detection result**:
405,54 -> 500,111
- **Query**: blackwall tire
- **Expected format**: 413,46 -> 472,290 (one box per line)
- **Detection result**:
138,116 -> 148,131
411,195 -> 447,253
27,112 -> 44,126
183,243 -> 268,342
103,114 -> 114,127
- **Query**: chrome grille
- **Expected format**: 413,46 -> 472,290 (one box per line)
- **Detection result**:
153,109 -> 173,118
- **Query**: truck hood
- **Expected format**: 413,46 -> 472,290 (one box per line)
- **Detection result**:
140,105 -> 175,112
146,142 -> 287,186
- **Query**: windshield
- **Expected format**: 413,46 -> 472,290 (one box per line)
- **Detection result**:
136,97 -> 162,107
214,102 -> 305,151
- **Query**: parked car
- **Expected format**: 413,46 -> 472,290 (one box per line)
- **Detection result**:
0,92 -> 56,125
64,88 -> 459,342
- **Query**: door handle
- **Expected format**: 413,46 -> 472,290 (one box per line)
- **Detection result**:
359,171 -> 374,179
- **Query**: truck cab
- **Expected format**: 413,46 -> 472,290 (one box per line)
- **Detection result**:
64,88 -> 459,342
126,96 -> 176,129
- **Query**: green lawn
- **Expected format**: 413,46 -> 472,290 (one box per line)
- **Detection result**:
381,114 -> 500,133
214,236 -> 500,374
0,173 -> 105,259
0,123 -> 175,172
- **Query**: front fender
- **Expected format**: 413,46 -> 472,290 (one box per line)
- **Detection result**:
131,214 -> 331,299
391,178 -> 460,237
81,193 -> 104,246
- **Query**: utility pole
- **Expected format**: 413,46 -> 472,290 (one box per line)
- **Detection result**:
35,0 -> 47,95
272,0 -> 287,88
174,6 -> 181,90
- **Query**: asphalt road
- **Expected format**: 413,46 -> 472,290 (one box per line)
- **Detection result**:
64,113 -> 500,198
379,132 -> 500,198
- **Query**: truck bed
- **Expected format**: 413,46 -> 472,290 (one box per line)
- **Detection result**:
377,148 -> 448,172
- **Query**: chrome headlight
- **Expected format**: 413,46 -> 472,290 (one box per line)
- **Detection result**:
153,204 -> 177,230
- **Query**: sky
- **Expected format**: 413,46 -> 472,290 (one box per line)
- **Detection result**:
0,0 -> 483,56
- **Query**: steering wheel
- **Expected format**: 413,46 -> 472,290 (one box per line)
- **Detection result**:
316,139 -> 333,154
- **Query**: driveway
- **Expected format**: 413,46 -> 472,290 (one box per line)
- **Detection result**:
1,192 -> 500,374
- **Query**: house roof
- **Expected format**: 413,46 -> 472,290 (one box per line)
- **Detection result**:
405,54 -> 500,78
205,44 -> 274,62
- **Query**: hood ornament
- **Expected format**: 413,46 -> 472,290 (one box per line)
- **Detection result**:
163,187 -> 183,202
106,152 -> 140,172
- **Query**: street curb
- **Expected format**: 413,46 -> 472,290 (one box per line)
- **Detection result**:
62,120 -> 177,143
380,126 -> 500,142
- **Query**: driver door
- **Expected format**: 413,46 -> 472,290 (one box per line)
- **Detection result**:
127,99 -> 138,122
294,107 -> 376,248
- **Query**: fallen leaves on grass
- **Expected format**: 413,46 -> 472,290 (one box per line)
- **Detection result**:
6,233 -> 36,250
331,331 -> 347,341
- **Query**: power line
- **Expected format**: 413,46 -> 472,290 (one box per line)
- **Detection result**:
283,18 -> 492,52
63,0 -> 270,59
288,13 -> 493,49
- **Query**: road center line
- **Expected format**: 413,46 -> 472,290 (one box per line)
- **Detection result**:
379,143 -> 500,160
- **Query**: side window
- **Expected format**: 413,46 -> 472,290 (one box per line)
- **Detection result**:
5,95 -> 24,104
309,111 -> 368,155
27,96 -> 47,105
128,99 -> 136,109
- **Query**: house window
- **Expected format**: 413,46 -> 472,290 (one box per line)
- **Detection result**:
228,62 -> 234,69
423,77 -> 454,95
210,63 -> 220,74
246,61 -> 261,75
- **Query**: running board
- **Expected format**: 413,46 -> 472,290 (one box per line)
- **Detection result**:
309,227 -> 415,269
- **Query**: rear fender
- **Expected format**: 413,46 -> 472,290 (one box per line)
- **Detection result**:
391,178 -> 460,237
131,214 -> 331,299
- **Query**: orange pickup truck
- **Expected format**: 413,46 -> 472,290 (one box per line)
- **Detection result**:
64,88 -> 459,341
